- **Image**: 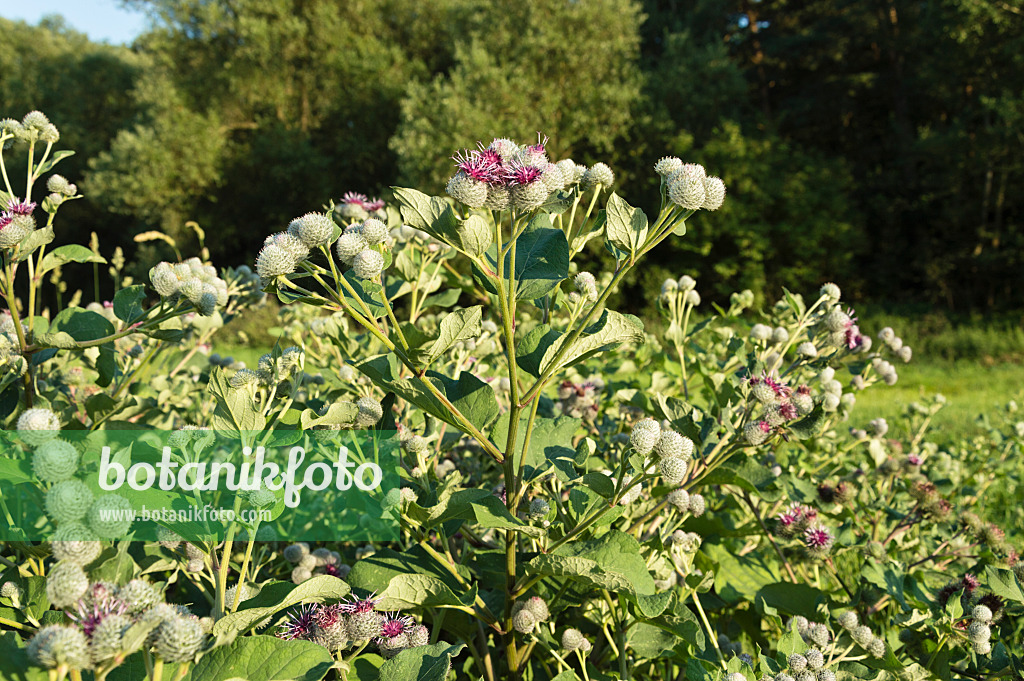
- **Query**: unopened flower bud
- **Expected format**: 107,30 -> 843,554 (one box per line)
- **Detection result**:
701,176 -> 726,210
630,418 -> 661,455
688,493 -> 706,517
837,611 -> 858,630
655,430 -> 693,461
659,457 -> 688,485
288,212 -> 335,249
17,407 -> 61,445
352,249 -> 385,280
667,488 -> 690,511
154,616 -> 205,662
581,163 -> 614,191
28,625 -> 90,670
33,439 -> 79,483
666,164 -> 706,209
561,628 -> 587,651
46,561 -> 89,608
574,272 -> 598,301
798,342 -> 818,358
446,171 -> 488,208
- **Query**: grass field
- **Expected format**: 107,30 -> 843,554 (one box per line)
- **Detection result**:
848,360 -> 1024,439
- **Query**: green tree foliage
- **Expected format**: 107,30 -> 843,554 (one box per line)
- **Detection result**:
390,0 -> 644,189
1,0 -> 1020,311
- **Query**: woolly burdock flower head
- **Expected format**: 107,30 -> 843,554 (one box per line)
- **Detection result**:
28,625 -> 90,670
51,537 -> 102,566
561,628 -> 591,653
654,156 -> 683,176
744,420 -> 772,445
488,137 -> 520,162
360,218 -> 388,245
701,177 -> 726,210
446,171 -> 489,208
667,487 -> 690,512
46,561 -> 89,609
581,162 -> 614,191
346,610 -> 385,641
804,523 -> 834,558
655,430 -> 693,462
288,212 -> 335,249
667,164 -> 706,209
482,184 -> 510,211
630,418 -> 661,456
335,231 -> 369,265
574,272 -> 598,302
659,457 -> 688,485
355,396 -> 384,427
453,149 -> 503,184
511,608 -> 536,634
88,612 -> 132,663
117,579 -> 161,614
256,243 -> 297,282
33,438 -> 79,483
277,604 -> 317,641
87,494 -> 134,539
154,616 -> 205,663
540,163 -> 566,193
17,407 -> 60,445
352,249 -> 385,280
836,610 -> 858,630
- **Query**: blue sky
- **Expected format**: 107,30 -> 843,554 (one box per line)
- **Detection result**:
0,0 -> 148,44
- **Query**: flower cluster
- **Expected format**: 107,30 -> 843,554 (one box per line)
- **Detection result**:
282,543 -> 353,584
446,135 -> 601,212
334,192 -> 386,223
744,372 -> 811,443
654,158 -> 726,211
776,503 -> 836,558
0,111 -> 60,145
278,595 -> 428,658
27,576 -> 207,673
335,217 -> 388,279
835,610 -> 887,659
554,376 -> 605,422
0,195 -> 43,249
511,596 -> 551,634
149,257 -> 229,316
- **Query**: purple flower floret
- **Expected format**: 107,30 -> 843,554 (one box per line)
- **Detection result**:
278,604 -> 318,640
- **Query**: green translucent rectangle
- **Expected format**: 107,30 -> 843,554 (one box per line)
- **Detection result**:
0,429 -> 401,542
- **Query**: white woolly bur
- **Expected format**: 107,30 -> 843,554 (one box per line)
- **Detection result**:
667,164 -> 706,210
701,176 -> 726,210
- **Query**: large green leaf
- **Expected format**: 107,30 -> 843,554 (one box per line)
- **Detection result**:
392,187 -> 494,257
38,244 -> 106,277
356,354 -> 498,433
517,310 -> 644,378
186,635 -> 333,681
427,306 -> 482,363
113,285 -> 148,324
40,308 -> 117,386
0,632 -> 51,681
508,217 -> 569,300
212,576 -> 350,637
377,573 -> 476,611
984,566 -> 1024,605
705,543 -> 779,603
378,643 -> 465,681
490,413 -> 580,472
604,192 -> 648,258
207,367 -> 266,432
526,530 -> 656,595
